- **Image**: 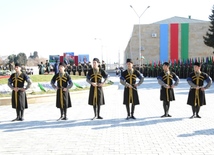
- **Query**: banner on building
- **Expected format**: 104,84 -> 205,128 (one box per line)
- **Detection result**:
63,52 -> 75,65
78,54 -> 89,63
49,55 -> 60,65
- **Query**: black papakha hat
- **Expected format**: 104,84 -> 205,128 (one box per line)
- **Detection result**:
194,62 -> 201,67
163,62 -> 170,66
126,58 -> 133,63
93,58 -> 100,63
59,62 -> 66,67
15,63 -> 21,67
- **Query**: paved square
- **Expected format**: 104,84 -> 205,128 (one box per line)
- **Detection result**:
0,76 -> 214,155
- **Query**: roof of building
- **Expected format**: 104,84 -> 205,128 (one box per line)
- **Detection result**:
152,16 -> 208,24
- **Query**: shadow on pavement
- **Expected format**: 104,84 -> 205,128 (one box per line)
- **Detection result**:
0,116 -> 184,132
178,128 -> 214,137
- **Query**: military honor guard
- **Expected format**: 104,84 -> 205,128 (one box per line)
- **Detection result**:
51,62 -> 73,120
72,64 -> 77,75
187,62 -> 212,118
120,59 -> 144,119
157,62 -> 179,117
8,63 -> 32,121
77,62 -> 82,76
86,58 -> 108,120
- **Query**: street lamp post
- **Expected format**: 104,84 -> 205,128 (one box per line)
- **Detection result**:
130,5 -> 150,69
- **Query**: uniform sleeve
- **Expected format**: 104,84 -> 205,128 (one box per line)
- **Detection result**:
187,73 -> 197,88
24,74 -> 32,90
120,71 -> 130,87
157,73 -> 167,87
7,74 -> 14,89
66,74 -> 73,89
204,73 -> 212,89
136,70 -> 144,86
101,70 -> 108,83
172,72 -> 179,86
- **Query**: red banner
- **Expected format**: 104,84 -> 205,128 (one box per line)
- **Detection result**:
170,24 -> 179,61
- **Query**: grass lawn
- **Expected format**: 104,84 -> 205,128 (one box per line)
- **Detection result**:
0,74 -> 113,97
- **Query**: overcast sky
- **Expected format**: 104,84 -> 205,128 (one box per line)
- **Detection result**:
0,0 -> 213,63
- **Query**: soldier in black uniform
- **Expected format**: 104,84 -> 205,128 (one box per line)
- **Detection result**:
67,64 -> 72,75
51,62 -> 73,120
86,58 -> 108,120
72,64 -> 77,75
83,63 -> 88,76
77,62 -> 82,76
120,59 -> 144,119
187,62 -> 212,118
45,60 -> 50,74
8,63 -> 32,121
101,60 -> 106,70
157,62 -> 179,117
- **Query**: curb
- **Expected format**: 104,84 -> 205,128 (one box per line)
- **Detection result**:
0,84 -> 118,106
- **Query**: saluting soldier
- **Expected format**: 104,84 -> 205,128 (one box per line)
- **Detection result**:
86,58 -> 108,120
120,59 -> 144,119
187,62 -> 212,118
157,62 -> 179,118
51,62 -> 73,120
8,63 -> 32,121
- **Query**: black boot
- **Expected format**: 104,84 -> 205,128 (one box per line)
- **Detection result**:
190,106 -> 196,119
166,102 -> 171,117
126,104 -> 131,120
131,104 -> 136,119
57,108 -> 64,121
161,101 -> 167,117
62,108 -> 67,120
196,106 -> 201,118
91,106 -> 97,120
97,105 -> 103,119
12,109 -> 20,121
19,110 -> 24,121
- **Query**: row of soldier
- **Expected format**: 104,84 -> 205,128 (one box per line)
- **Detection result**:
53,60 -> 106,76
134,62 -> 214,81
7,58 -> 212,121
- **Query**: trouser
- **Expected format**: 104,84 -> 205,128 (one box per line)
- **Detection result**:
93,104 -> 101,117
60,107 -> 67,118
192,105 -> 200,116
16,109 -> 24,119
126,103 -> 135,116
163,101 -> 170,115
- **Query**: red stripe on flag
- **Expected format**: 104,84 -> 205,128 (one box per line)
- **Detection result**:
170,24 -> 179,61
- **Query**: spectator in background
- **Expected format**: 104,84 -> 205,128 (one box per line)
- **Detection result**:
54,60 -> 59,75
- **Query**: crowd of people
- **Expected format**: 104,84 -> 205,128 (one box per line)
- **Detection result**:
38,60 -> 107,76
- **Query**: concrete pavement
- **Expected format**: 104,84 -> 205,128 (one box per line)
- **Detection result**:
0,75 -> 214,155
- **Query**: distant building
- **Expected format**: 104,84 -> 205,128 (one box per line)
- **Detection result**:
124,16 -> 212,65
